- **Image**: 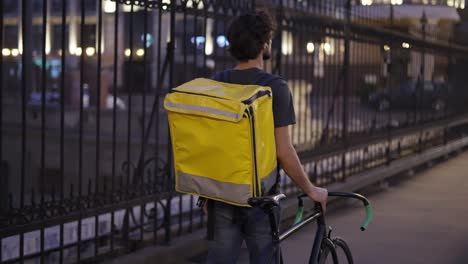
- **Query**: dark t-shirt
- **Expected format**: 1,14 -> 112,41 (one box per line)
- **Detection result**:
213,68 -> 296,128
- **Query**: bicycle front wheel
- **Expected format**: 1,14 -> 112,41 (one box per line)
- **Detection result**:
318,238 -> 338,264
333,237 -> 353,264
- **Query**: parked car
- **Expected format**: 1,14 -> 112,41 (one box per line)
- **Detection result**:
28,85 -> 126,110
368,81 -> 451,112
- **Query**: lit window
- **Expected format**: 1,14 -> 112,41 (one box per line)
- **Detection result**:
281,31 -> 293,55
2,48 -> 11,56
11,49 -> 19,56
103,0 -> 116,13
136,49 -> 145,57
125,49 -> 131,57
190,36 -> 206,48
216,35 -> 229,48
86,47 -> 95,56
75,47 -> 82,56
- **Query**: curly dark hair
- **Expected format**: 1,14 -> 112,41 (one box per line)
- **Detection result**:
226,11 -> 276,62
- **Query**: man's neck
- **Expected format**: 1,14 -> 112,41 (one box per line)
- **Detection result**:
234,57 -> 263,70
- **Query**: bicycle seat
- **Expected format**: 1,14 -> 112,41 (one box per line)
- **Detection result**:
248,193 -> 286,208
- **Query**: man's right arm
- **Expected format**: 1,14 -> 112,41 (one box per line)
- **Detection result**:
275,126 -> 328,210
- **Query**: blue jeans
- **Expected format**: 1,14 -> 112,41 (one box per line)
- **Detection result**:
206,201 -> 280,264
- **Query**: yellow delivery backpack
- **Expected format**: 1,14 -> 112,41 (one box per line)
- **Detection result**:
164,73 -> 278,207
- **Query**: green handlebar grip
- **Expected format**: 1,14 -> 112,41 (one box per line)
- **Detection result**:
293,206 -> 304,225
360,205 -> 373,231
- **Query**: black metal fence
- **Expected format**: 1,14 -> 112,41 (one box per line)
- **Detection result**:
1,0 -> 468,263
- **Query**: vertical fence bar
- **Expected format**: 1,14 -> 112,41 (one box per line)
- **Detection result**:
332,31 -> 339,146
77,0 -> 85,261
192,5 -> 198,87
342,0 -> 351,180
193,1 -> 202,231
356,41 -> 364,135
286,24 -> 295,144
293,20 -> 301,146
141,2 -> 149,243
0,0 -> 3,220
300,22 -> 308,147
387,41 -> 394,164
123,2 -> 135,250
95,0 -> 103,257
127,2 -> 134,199
222,4 -> 228,71
59,0 -> 67,262
444,40 -> 452,144
303,24 -> 309,146
180,2 -> 194,234
274,0 -> 283,76
316,25 -> 324,147
20,0 -> 31,217
323,30 -> 331,146
305,24 -> 313,147
111,2 -> 120,253
202,2 -> 208,78
419,15 -> 427,152
355,39 -> 362,137
153,1 -> 163,245
182,2 -> 188,80
349,40 -> 358,138
40,0 -> 48,262
20,0 -> 33,261
350,38 -> 356,136
165,0 -> 177,244
314,27 -> 320,147
199,1 -> 210,229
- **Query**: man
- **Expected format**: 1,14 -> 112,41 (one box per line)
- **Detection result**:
205,11 -> 328,264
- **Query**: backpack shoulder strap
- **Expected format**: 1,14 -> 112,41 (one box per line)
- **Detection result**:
253,72 -> 284,195
212,70 -> 230,83
253,72 -> 282,87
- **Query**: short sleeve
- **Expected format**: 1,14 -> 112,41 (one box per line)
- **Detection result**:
271,79 -> 296,128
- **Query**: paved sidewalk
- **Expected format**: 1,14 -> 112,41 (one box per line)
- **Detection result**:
279,151 -> 468,264
187,151 -> 468,264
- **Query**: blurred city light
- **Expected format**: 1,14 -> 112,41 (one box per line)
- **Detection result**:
307,42 -> 315,54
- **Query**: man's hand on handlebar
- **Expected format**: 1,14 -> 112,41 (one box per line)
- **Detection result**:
309,187 -> 328,212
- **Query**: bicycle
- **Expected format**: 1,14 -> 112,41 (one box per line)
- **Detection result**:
248,192 -> 373,264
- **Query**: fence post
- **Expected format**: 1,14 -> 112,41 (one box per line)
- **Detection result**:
164,0 -> 178,245
386,44 -> 394,164
341,0 -> 352,181
273,0 -> 284,76
418,12 -> 428,153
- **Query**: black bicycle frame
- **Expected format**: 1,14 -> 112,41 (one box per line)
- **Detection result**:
267,205 -> 326,264
265,191 -> 372,264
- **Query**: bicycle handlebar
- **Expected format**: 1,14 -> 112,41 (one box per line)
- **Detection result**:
294,192 -> 373,231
